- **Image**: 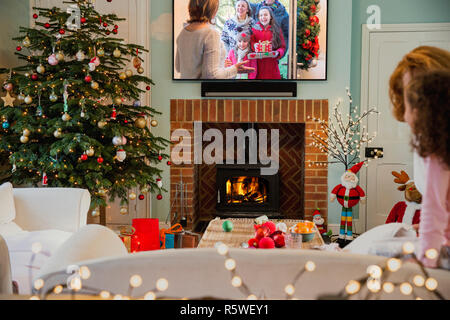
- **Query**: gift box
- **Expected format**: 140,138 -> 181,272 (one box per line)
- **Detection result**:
160,223 -> 183,249
130,218 -> 160,252
254,40 -> 272,53
118,226 -> 135,253
174,231 -> 201,248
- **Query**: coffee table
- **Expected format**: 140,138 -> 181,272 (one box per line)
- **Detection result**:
197,218 -> 324,249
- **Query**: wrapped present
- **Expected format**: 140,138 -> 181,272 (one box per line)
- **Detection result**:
174,230 -> 201,248
118,226 -> 135,253
160,223 -> 183,249
130,218 -> 160,252
254,40 -> 272,53
247,51 -> 278,60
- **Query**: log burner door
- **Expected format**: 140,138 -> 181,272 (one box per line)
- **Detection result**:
216,165 -> 280,217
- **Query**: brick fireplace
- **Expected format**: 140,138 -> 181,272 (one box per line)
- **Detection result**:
169,99 -> 329,230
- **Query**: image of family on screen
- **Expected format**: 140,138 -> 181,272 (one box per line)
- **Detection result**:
175,0 -> 291,80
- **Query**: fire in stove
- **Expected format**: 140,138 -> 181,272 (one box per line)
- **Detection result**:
226,176 -> 268,204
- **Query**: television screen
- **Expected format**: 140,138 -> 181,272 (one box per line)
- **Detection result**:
173,0 -> 328,81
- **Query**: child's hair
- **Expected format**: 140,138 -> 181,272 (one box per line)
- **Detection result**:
389,46 -> 450,122
405,70 -> 450,168
257,6 -> 282,50
234,29 -> 251,52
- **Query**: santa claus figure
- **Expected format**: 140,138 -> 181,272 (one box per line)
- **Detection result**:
330,162 -> 366,247
312,209 -> 326,234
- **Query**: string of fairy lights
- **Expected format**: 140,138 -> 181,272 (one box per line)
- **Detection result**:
25,240 -> 445,300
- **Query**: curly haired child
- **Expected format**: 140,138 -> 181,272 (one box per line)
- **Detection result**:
404,70 -> 450,269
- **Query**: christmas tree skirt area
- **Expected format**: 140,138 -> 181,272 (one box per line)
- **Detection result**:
197,218 -> 324,249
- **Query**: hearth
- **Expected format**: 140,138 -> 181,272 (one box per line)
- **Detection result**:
216,164 -> 280,218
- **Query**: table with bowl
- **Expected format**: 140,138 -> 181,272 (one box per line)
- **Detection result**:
197,218 -> 324,249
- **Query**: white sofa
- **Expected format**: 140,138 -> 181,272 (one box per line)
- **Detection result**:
0,184 -> 90,294
34,224 -> 450,300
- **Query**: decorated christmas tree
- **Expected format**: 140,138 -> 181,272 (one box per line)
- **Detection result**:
296,0 -> 321,69
0,0 -> 170,210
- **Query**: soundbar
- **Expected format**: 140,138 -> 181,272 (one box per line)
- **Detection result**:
201,81 -> 297,98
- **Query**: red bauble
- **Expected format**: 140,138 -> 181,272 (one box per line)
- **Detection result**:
106,31 -> 111,35
167,160 -> 172,166
146,86 -> 151,91
81,17 -> 86,24
310,5 -> 317,12
304,29 -> 311,37
44,23 -> 51,28
103,22 -> 108,27
97,157 -> 104,164
80,154 -> 88,161
262,221 -> 276,234
114,25 -> 119,29
138,194 -> 145,200
112,29 -> 118,34
33,13 -> 38,19
255,226 -> 270,240
16,46 -> 22,51
248,238 -> 259,248
272,233 -> 285,248
107,0 -> 112,2
158,155 -> 163,161
310,22 -> 315,27
31,74 -> 38,81
59,29 -> 65,35
306,54 -> 313,61
84,75 -> 92,83
156,194 -> 163,200
259,237 -> 275,249
314,16 -> 319,23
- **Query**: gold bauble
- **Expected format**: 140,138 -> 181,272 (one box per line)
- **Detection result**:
22,129 -> 31,137
37,64 -> 45,74
23,36 -> 31,47
55,51 -> 65,61
129,192 -> 137,200
125,69 -> 133,77
119,72 -> 127,80
119,207 -> 128,215
86,147 -> 95,157
98,120 -> 107,129
24,95 -> 33,104
54,129 -> 62,138
91,81 -> 99,90
150,120 -> 158,127
20,135 -> 29,143
134,117 -> 146,129
113,48 -> 121,58
141,187 -> 149,193
114,97 -> 122,105
62,113 -> 71,121
91,209 -> 100,217
97,48 -> 105,57
137,67 -> 144,74
98,188 -> 107,196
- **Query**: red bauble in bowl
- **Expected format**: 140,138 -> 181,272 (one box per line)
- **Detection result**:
255,226 -> 270,240
262,221 -> 276,234
272,233 -> 285,248
248,238 -> 259,248
259,237 -> 275,249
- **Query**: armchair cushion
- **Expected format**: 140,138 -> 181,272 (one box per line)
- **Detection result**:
0,222 -> 24,238
0,182 -> 16,224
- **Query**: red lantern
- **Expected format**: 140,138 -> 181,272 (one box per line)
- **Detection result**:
130,218 -> 160,252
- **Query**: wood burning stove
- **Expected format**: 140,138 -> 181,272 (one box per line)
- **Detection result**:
216,164 -> 280,218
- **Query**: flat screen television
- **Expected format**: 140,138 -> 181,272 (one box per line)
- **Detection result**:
173,0 -> 328,81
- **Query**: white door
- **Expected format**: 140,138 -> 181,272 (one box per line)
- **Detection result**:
30,0 -> 152,227
359,23 -> 450,231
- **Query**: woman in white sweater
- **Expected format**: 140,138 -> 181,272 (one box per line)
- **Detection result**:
176,0 -> 255,79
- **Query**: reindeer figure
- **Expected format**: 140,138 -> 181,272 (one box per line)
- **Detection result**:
385,170 -> 422,225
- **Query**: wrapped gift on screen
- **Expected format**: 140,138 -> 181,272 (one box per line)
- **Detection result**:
249,40 -> 277,60
254,40 -> 272,52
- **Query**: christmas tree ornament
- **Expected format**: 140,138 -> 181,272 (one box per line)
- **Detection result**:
134,116 -> 146,129
133,100 -> 141,107
76,50 -> 85,61
137,67 -> 144,74
80,17 -> 86,24
97,47 -> 105,57
138,194 -> 145,200
91,209 -> 100,217
20,135 -> 29,143
112,136 -> 124,146
88,56 -> 100,71
330,162 -> 366,248
16,46 -> 22,52
156,194 -> 163,200
3,82 -> 13,91
125,69 -> 133,77
48,54 -> 58,66
22,36 -> 31,47
113,96 -> 122,105
150,120 -> 158,127
59,28 -> 65,35
97,120 -> 107,128
116,149 -> 126,162
146,86 -> 151,91
119,72 -> 127,80
305,29 -> 311,37
113,48 -> 121,58
97,157 -> 104,164
80,154 -> 88,161
31,74 -> 38,81
119,207 -> 128,215
24,95 -> 33,104
98,188 -> 107,196
55,51 -> 65,61
62,112 -> 71,121
22,128 -> 30,136
111,107 -> 117,120
2,121 -> 10,129
133,56 -> 141,69
36,64 -> 45,74
141,187 -> 149,193
49,92 -> 58,102
84,75 -> 92,83
42,172 -> 48,186
53,129 -> 62,138
222,220 -> 233,232
129,192 -> 137,200
44,23 -> 51,28
1,92 -> 15,107
167,160 -> 172,166
156,178 -> 163,188
112,28 -> 118,34
33,13 -> 38,19
91,81 -> 99,90
86,147 -> 95,157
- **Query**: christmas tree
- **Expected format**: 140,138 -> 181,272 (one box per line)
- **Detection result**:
0,0 -> 170,210
296,0 -> 321,69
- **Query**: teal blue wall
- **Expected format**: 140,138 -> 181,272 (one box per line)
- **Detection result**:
350,0 -> 450,113
151,0 -> 354,225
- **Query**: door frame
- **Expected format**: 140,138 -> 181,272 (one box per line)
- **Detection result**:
359,22 -> 450,232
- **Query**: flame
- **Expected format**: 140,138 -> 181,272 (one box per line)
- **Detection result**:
226,176 -> 268,204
